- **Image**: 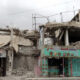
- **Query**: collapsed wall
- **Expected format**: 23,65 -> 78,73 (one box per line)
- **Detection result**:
44,21 -> 80,47
12,46 -> 39,76
13,55 -> 34,76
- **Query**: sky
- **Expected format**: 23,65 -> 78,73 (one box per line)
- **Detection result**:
0,0 -> 80,30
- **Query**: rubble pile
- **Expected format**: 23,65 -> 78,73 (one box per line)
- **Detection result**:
71,41 -> 80,49
25,71 -> 35,78
12,69 -> 35,77
12,68 -> 27,76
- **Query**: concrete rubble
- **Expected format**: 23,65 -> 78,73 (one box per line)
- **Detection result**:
71,41 -> 80,49
0,28 -> 40,78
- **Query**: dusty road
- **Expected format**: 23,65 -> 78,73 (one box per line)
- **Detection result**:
0,76 -> 80,80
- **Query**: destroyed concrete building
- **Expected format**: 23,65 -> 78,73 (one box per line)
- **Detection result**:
38,11 -> 80,77
45,21 -> 80,46
1,11 -> 80,78
0,28 -> 40,77
44,11 -> 80,47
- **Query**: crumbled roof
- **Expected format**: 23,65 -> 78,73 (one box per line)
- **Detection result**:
39,11 -> 80,32
0,35 -> 33,52
0,27 -> 22,36
71,10 -> 80,22
44,21 -> 80,32
23,30 -> 40,39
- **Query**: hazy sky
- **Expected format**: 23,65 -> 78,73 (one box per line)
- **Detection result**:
0,0 -> 80,30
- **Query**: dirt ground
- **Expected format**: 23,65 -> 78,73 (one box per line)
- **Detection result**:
0,76 -> 80,80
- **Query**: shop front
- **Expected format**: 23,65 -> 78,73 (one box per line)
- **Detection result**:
41,48 -> 80,77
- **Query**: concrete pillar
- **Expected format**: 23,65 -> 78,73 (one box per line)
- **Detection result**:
6,49 -> 13,76
65,29 -> 69,46
40,27 -> 44,48
40,26 -> 44,57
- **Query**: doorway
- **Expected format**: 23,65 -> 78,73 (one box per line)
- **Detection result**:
0,58 -> 6,76
48,58 -> 68,77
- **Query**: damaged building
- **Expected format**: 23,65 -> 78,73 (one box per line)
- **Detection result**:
0,28 -> 40,77
39,11 -> 80,77
1,11 -> 80,78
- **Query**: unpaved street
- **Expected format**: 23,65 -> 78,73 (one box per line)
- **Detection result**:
1,76 -> 80,80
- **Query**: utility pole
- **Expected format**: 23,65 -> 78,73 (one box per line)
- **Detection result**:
32,14 -> 37,31
32,14 -> 36,30
79,9 -> 80,22
60,12 -> 63,22
32,13 -> 49,31
73,6 -> 75,16
32,14 -> 33,28
34,14 -> 37,31
73,0 -> 76,16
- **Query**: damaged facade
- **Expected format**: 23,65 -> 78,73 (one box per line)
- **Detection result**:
39,11 -> 80,77
0,28 -> 40,77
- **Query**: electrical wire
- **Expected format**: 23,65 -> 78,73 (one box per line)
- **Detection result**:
8,0 -> 74,16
